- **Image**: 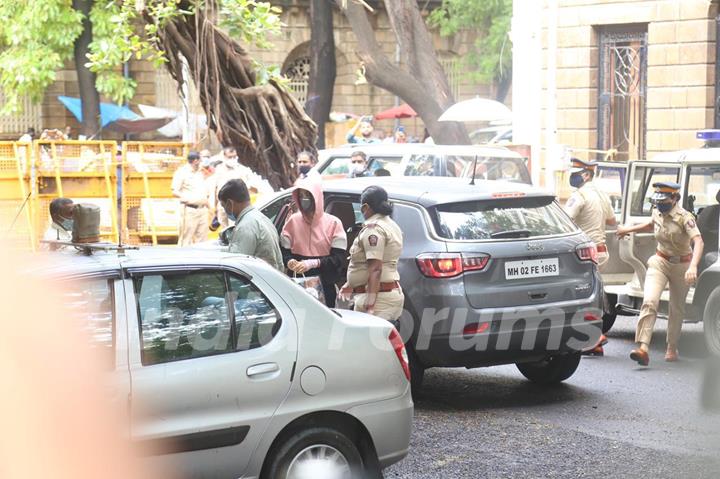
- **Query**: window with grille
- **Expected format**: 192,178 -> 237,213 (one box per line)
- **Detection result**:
598,27 -> 648,161
0,92 -> 41,136
283,56 -> 311,105
440,55 -> 460,101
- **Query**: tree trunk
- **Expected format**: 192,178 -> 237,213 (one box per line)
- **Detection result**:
155,2 -> 317,189
72,0 -> 101,138
307,0 -> 336,149
495,75 -> 512,103
340,1 -> 469,145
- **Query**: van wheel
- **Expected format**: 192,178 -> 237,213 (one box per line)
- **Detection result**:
602,293 -> 618,333
516,353 -> 581,384
262,427 -> 364,479
703,288 -> 720,356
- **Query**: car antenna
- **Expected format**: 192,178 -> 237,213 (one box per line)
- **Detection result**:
470,155 -> 478,185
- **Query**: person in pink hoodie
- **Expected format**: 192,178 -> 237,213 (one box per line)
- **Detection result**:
281,178 -> 348,307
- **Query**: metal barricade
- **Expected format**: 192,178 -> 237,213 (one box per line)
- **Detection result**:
0,142 -> 35,250
34,140 -> 119,244
121,141 -> 190,245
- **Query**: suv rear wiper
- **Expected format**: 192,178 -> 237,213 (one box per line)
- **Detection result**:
490,229 -> 531,239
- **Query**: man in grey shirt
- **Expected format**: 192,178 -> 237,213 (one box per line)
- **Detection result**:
218,179 -> 284,271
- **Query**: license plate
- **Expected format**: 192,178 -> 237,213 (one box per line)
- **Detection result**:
505,258 -> 559,280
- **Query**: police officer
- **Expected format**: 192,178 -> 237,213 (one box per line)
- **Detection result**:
617,182 -> 704,365
340,186 -> 404,321
172,151 -> 209,246
565,158 -> 617,355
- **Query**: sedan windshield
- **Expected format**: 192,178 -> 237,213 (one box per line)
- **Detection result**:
433,197 -> 577,240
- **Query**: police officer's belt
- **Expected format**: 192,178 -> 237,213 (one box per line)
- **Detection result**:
656,250 -> 691,264
353,281 -> 400,294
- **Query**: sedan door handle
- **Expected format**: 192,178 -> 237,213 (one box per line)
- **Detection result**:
247,362 -> 279,377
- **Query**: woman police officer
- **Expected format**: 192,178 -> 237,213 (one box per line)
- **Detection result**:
340,185 -> 404,321
616,182 -> 703,365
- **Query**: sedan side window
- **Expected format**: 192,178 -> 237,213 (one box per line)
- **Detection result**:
67,278 -> 115,369
135,271 -> 232,366
228,274 -> 281,351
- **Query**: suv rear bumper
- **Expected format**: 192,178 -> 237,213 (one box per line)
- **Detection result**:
407,277 -> 603,368
416,312 -> 602,368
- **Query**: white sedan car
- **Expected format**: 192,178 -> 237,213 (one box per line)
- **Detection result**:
42,247 -> 413,479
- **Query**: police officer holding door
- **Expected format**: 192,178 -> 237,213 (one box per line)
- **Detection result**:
565,158 -> 617,355
617,182 -> 703,365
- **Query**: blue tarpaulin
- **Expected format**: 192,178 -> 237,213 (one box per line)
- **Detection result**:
58,96 -> 140,128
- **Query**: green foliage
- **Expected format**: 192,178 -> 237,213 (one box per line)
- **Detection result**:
0,0 -> 285,112
428,0 -> 512,84
0,0 -> 83,114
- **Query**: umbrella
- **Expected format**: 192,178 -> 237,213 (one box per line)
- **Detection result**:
438,97 -> 512,123
374,103 -> 417,120
58,96 -> 139,127
138,104 -> 207,138
58,96 -> 174,134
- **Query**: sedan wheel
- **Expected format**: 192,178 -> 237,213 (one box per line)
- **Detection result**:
262,427 -> 364,479
287,444 -> 351,479
516,352 -> 581,384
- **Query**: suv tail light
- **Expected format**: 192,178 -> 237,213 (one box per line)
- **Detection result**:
416,253 -> 490,278
576,244 -> 598,264
388,328 -> 410,381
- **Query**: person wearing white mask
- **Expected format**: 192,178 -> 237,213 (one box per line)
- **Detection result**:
348,151 -> 371,178
212,146 -> 273,228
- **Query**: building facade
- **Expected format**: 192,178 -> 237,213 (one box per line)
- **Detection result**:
513,0 -> 719,189
0,3 -> 493,144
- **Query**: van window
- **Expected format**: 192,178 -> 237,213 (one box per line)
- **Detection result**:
457,156 -> 531,184
433,197 -> 577,240
135,271 -> 232,365
629,166 -> 680,217
685,165 -> 720,214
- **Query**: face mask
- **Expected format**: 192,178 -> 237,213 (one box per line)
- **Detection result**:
299,197 -> 313,212
224,156 -> 238,166
569,173 -> 585,189
61,219 -> 74,231
656,202 -> 673,214
298,165 -> 312,175
224,202 -> 237,223
352,163 -> 366,175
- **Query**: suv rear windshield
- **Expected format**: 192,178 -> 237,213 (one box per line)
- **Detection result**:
433,197 -> 577,240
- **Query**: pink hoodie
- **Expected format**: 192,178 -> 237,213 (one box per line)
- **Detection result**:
281,178 -> 347,257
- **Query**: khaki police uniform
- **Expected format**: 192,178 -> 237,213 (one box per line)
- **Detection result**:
172,164 -> 209,246
566,181 -> 615,270
636,204 -> 701,347
346,213 -> 404,321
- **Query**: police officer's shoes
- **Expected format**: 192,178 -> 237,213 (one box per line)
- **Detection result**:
630,349 -> 650,366
665,348 -> 679,362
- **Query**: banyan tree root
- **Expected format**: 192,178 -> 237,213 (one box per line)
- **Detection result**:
155,1 -> 317,189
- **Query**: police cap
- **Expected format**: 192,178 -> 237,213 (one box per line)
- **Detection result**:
569,157 -> 597,174
650,181 -> 680,202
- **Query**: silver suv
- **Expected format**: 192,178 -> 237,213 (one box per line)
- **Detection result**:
259,177 -> 603,391
39,248 -> 412,478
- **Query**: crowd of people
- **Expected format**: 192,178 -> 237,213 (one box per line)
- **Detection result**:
40,138 -> 711,363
